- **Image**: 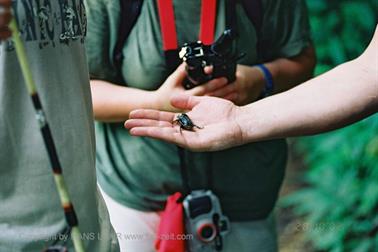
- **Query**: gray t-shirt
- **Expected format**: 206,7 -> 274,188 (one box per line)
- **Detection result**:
0,1 -> 118,251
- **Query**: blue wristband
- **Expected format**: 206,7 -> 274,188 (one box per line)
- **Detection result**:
256,64 -> 274,97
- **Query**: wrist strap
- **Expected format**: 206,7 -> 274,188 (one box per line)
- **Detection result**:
257,64 -> 274,97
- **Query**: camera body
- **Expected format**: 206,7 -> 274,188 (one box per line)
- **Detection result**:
183,190 -> 230,251
179,29 -> 242,89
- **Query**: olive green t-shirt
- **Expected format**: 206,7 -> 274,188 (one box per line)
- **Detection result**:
0,1 -> 118,251
86,0 -> 311,221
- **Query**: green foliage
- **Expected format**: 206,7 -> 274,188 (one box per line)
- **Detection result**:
282,1 -> 378,251
283,116 -> 378,251
306,0 -> 378,75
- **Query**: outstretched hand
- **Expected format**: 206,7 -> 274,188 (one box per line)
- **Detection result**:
125,95 -> 245,152
155,64 -> 235,112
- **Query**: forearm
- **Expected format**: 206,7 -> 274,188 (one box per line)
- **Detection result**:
264,46 -> 316,93
91,80 -> 158,122
231,46 -> 316,106
238,57 -> 378,143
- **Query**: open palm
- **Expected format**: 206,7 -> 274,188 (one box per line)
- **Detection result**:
125,95 -> 244,152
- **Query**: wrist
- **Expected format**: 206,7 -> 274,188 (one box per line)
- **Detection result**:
235,64 -> 265,105
256,64 -> 274,97
233,105 -> 251,145
235,103 -> 270,144
251,66 -> 266,96
151,90 -> 165,111
152,90 -> 178,112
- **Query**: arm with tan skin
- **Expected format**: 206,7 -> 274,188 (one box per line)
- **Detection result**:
210,46 -> 316,105
239,31 -> 377,140
91,64 -> 230,122
93,44 -> 315,122
0,0 -> 12,39
125,27 -> 377,152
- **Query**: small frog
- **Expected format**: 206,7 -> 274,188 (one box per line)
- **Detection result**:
173,113 -> 203,131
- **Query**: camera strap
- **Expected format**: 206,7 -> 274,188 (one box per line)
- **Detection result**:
157,0 -> 218,195
114,0 -> 263,74
156,0 -> 236,197
178,147 -> 191,196
178,147 -> 214,195
156,0 -> 218,72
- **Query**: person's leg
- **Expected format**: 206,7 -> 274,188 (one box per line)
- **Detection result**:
222,214 -> 278,252
99,186 -> 160,252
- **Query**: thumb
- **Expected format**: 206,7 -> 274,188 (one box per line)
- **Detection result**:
167,63 -> 187,85
170,95 -> 202,110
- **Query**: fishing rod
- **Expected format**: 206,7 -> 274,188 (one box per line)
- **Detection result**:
8,19 -> 85,252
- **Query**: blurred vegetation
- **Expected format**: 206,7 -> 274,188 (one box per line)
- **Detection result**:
307,0 -> 377,75
282,0 -> 378,252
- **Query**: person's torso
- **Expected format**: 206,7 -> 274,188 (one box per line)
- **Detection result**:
93,0 -> 287,221
122,0 -> 259,89
0,1 -> 117,251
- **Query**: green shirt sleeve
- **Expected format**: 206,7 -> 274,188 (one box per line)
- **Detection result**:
260,0 -> 312,61
85,0 -> 120,83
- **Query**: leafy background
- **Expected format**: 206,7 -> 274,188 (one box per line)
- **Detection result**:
279,0 -> 378,251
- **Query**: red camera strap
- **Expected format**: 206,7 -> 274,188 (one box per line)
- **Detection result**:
157,0 -> 178,50
200,0 -> 217,45
157,0 -> 217,51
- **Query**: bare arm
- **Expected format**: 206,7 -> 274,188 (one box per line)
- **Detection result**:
91,80 -> 157,122
92,64 -> 231,122
209,46 -> 316,105
265,46 -> 316,94
125,27 -> 377,152
239,29 -> 377,141
93,45 -> 315,122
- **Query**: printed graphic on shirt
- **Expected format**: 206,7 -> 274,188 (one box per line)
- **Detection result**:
0,0 -> 86,51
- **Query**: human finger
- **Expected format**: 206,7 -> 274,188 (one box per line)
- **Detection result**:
129,126 -> 187,146
167,63 -> 187,84
125,119 -> 172,129
128,109 -> 175,122
207,83 -> 236,97
188,77 -> 228,96
204,65 -> 213,75
223,92 -> 238,102
170,95 -> 204,111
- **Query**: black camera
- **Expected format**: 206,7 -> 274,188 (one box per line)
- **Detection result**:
183,190 -> 230,251
179,29 -> 244,89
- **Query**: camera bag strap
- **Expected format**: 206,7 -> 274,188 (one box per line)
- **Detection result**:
113,0 -> 144,74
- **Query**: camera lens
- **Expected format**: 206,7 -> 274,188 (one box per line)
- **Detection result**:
197,223 -> 217,242
201,225 -> 214,239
